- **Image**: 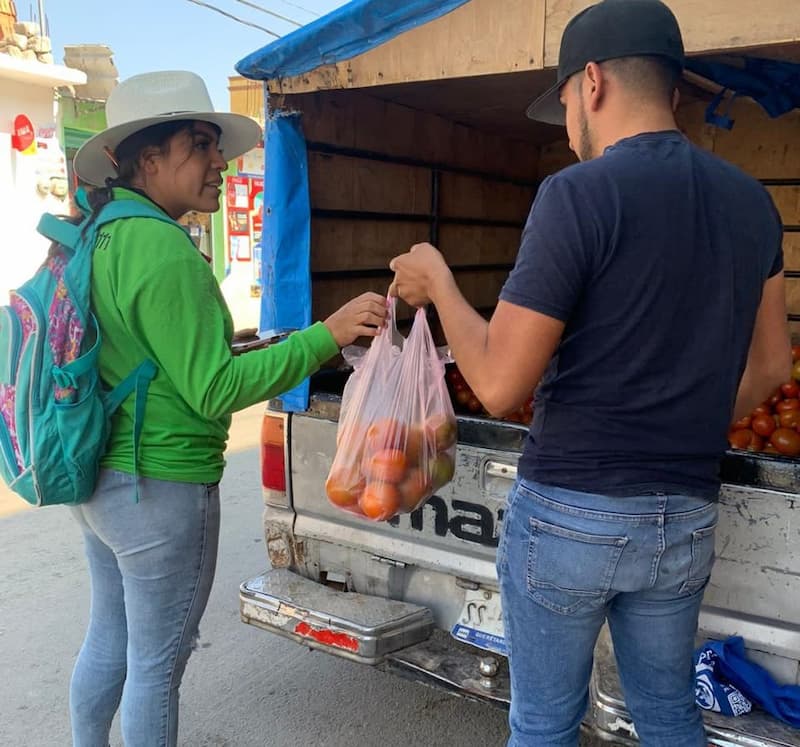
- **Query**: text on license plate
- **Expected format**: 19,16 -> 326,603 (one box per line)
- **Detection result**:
451,588 -> 507,656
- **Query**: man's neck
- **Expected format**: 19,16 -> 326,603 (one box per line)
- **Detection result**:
593,110 -> 680,157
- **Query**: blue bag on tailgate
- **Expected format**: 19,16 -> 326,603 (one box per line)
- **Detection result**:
0,199 -> 176,506
696,637 -> 800,727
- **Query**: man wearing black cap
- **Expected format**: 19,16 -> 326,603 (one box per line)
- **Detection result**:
390,1 -> 789,744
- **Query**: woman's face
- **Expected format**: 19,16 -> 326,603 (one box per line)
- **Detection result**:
142,121 -> 227,218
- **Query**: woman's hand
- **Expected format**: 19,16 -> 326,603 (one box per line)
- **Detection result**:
324,292 -> 388,347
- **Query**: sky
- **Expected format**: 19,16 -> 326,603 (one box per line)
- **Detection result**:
40,0 -> 350,110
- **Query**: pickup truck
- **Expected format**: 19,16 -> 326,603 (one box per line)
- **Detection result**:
232,2 -> 800,743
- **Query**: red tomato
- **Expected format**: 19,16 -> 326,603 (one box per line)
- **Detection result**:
366,418 -> 406,451
404,425 -> 425,465
781,381 -> 800,399
768,389 -> 783,407
455,389 -> 471,407
792,345 -> 800,363
728,429 -> 755,450
776,399 -> 800,413
426,413 -> 458,451
398,468 -> 432,511
746,433 -> 765,452
359,482 -> 401,521
779,410 -> 800,429
771,428 -> 800,457
365,449 -> 407,483
325,469 -> 365,508
446,367 -> 464,386
732,415 -> 752,430
752,414 -> 777,438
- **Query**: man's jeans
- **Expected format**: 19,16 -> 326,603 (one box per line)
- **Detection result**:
69,469 -> 220,747
497,478 -> 717,747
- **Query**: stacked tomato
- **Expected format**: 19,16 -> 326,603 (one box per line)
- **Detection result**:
326,413 -> 457,521
446,365 -> 534,424
728,346 -> 800,457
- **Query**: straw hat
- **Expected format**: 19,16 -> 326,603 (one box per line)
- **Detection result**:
73,70 -> 263,186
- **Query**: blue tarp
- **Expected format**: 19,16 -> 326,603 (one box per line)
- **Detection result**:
685,57 -> 800,130
259,112 -> 312,412
236,0 -> 471,81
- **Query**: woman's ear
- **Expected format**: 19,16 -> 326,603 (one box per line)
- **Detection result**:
138,147 -> 161,177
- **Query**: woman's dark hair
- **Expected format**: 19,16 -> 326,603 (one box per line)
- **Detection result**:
85,119 -> 198,214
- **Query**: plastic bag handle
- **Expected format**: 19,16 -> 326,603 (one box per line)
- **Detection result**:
387,295 -> 404,349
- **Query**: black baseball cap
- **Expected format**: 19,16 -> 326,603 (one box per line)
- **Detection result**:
526,0 -> 685,125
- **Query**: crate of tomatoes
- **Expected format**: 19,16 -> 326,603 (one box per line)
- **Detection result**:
325,300 -> 457,522
728,346 -> 800,457
445,364 -> 534,425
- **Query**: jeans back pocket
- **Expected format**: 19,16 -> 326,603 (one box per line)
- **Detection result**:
527,516 -> 628,615
679,523 -> 717,595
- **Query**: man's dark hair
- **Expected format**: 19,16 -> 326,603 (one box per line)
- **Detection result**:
600,55 -> 681,105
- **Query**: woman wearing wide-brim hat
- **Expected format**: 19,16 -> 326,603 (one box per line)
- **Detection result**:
68,70 -> 387,747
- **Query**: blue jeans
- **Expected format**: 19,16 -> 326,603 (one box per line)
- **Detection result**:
496,478 -> 717,747
69,469 -> 220,747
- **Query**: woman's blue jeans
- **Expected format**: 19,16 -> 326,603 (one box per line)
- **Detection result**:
497,478 -> 717,747
69,469 -> 220,747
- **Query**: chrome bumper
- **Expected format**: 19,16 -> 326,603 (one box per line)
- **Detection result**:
240,568 -> 434,665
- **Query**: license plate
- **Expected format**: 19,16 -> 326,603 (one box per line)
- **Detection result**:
451,588 -> 507,656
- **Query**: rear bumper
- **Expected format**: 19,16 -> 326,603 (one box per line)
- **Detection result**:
240,568 -> 434,665
240,568 -> 509,703
242,569 -> 798,746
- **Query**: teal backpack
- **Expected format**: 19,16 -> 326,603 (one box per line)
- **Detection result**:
0,197 -> 178,506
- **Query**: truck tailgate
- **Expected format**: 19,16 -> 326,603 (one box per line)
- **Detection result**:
289,409 -> 523,588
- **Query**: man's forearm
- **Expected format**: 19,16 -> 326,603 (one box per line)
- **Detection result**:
430,274 -> 493,399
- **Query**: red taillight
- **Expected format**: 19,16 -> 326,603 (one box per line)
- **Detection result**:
261,415 -> 287,492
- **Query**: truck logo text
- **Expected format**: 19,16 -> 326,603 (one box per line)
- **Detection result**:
388,496 -> 505,547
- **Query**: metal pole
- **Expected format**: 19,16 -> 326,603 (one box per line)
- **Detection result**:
37,0 -> 45,34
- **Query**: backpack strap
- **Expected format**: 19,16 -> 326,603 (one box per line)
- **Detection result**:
104,358 -> 158,503
74,187 -> 92,216
37,214 -> 82,253
94,200 -> 183,231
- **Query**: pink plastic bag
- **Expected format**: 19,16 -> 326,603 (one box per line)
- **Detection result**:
326,298 -> 457,521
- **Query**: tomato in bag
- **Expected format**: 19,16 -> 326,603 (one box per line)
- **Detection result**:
326,299 -> 457,521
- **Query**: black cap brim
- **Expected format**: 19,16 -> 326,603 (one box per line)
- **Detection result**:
526,80 -> 566,125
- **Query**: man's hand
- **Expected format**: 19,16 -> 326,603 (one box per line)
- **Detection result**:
389,243 -> 453,307
324,292 -> 388,347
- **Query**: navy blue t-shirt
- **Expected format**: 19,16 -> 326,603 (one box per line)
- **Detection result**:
500,131 -> 783,499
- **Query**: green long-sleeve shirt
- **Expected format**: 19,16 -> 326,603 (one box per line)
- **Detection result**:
91,188 -> 338,483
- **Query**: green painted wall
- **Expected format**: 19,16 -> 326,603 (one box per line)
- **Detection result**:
60,96 -> 107,151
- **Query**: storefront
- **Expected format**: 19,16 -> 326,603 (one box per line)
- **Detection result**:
215,149 -> 264,330
0,53 -> 85,300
